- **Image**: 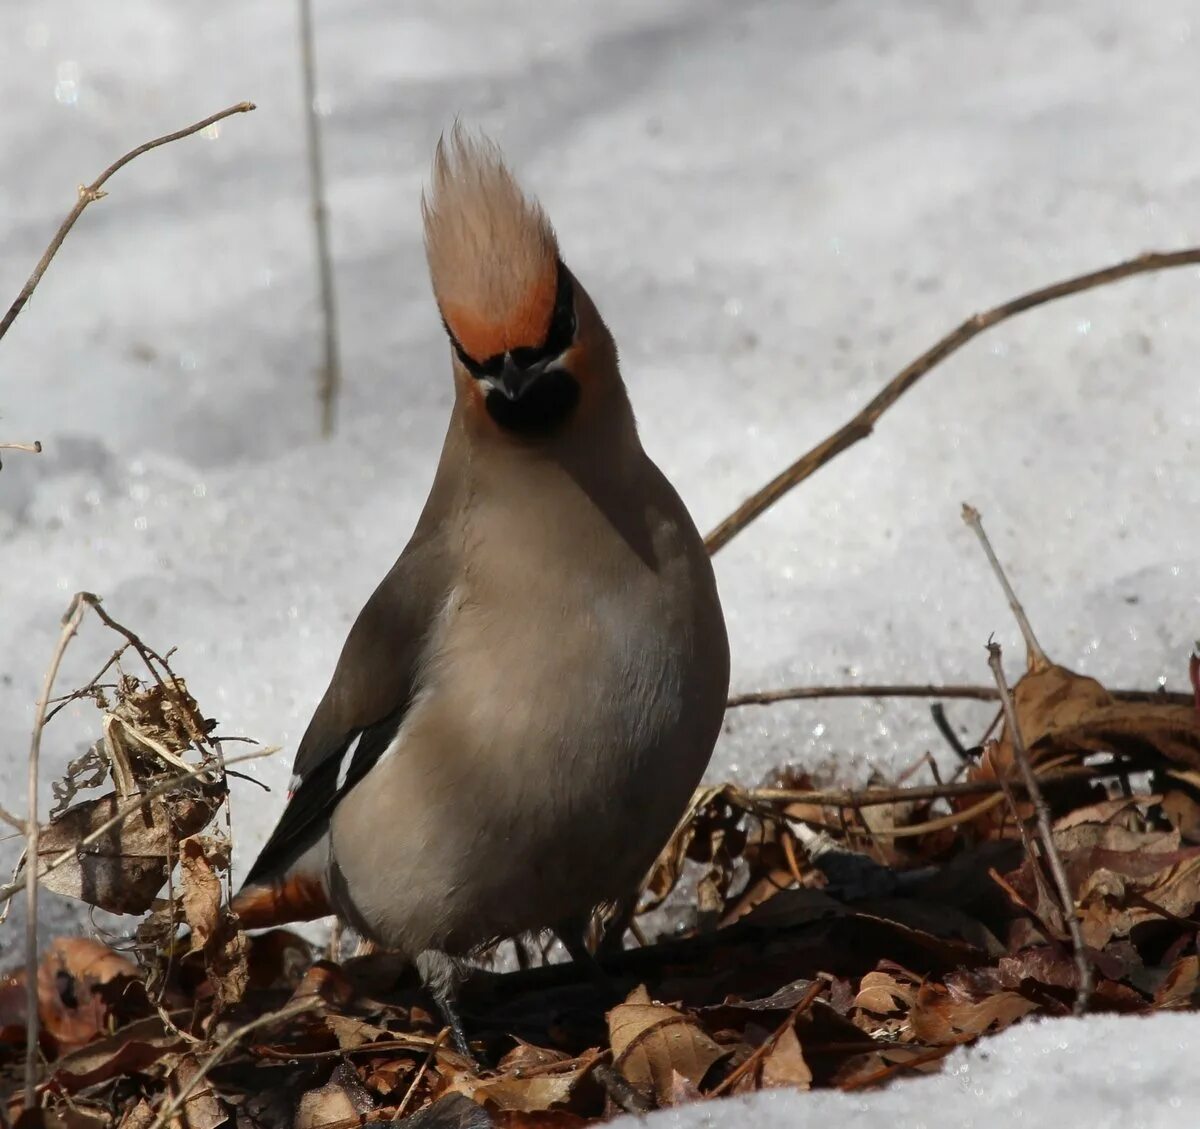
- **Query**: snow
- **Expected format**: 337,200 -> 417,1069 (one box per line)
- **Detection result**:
1,0 -> 1198,1121
611,1012 -> 1200,1129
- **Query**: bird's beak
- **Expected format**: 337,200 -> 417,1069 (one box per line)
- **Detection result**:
488,355 -> 538,402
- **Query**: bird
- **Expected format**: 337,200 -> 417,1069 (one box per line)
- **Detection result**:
231,127 -> 729,1054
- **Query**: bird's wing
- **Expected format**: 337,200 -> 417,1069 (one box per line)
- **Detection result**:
242,524 -> 452,889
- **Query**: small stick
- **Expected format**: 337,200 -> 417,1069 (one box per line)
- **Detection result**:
0,746 -> 274,911
0,103 -> 255,344
709,979 -> 824,1096
748,761 -> 1097,810
930,702 -> 971,761
961,505 -> 1048,667
725,683 -> 1192,708
394,1027 -> 447,1119
704,246 -> 1200,555
987,641 -> 1092,1014
0,440 -> 42,471
297,0 -> 342,436
145,997 -> 320,1129
23,593 -> 87,1109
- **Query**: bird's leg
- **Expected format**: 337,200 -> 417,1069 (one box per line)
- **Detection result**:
415,949 -> 474,1062
555,916 -> 619,1000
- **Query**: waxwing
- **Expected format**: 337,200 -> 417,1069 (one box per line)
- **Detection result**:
233,127 -> 729,1053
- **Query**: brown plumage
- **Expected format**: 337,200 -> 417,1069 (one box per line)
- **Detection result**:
233,128 -> 729,1057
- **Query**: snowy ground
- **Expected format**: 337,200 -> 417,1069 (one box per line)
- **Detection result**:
2,0 -> 1198,1123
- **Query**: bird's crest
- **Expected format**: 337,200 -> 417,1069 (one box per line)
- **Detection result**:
422,127 -> 561,365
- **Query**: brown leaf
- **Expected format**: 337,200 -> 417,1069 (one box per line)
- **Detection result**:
37,938 -> 141,1056
165,1054 -> 228,1129
33,789 -> 221,914
759,1024 -> 812,1090
449,1050 -> 600,1114
664,1070 -> 704,1106
295,1083 -> 361,1129
608,986 -> 725,1106
908,981 -> 1037,1046
52,1016 -> 184,1092
1155,954 -> 1200,1009
179,835 -> 248,1014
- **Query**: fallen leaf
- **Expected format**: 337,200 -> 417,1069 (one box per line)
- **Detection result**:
165,1053 -> 227,1129
37,938 -> 141,1055
31,788 -> 221,914
608,986 -> 726,1106
759,1023 -> 812,1090
52,1016 -> 184,1092
179,835 -> 248,1014
908,981 -> 1037,1045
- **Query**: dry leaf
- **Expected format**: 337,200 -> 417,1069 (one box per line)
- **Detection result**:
608,985 -> 725,1105
165,1054 -> 228,1129
52,1016 -> 184,1092
179,835 -> 248,1014
33,789 -> 221,914
908,981 -> 1037,1045
759,1023 -> 812,1090
37,937 -> 140,1055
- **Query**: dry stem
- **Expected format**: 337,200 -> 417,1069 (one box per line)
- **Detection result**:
298,0 -> 342,436
704,246 -> 1200,554
0,102 -> 255,344
726,682 -> 1193,708
987,642 -> 1093,1014
961,504 -> 1048,666
145,997 -> 320,1129
24,593 -> 87,1109
0,747 -> 274,912
0,440 -> 43,471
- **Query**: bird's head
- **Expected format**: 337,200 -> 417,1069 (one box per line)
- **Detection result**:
422,127 -> 620,437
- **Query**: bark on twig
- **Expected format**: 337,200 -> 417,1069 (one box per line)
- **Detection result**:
726,682 -> 1193,708
704,247 -> 1200,554
0,102 -> 255,344
987,641 -> 1093,1014
298,0 -> 342,437
961,504 -> 1048,666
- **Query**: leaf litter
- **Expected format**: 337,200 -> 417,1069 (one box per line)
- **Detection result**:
3,598 -> 1200,1127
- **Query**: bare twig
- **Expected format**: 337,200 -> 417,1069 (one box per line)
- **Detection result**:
394,1027 -> 447,1119
0,103 -> 255,344
704,247 -> 1200,554
726,682 -> 1193,708
930,702 -> 971,760
0,440 -> 42,471
0,747 -> 274,911
709,979 -> 824,1095
298,0 -> 342,436
961,504 -> 1048,666
987,641 -> 1093,1014
24,593 -> 87,1109
145,997 -> 321,1129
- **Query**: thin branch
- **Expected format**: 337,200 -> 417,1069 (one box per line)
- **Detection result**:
0,747 -> 274,911
709,979 -> 824,1095
987,641 -> 1093,1014
0,440 -> 42,471
725,682 -> 1193,708
747,762 -> 1099,810
704,247 -> 1200,554
298,0 -> 342,437
145,997 -> 321,1129
24,593 -> 87,1109
394,1028 -> 448,1119
961,504 -> 1048,666
0,102 -> 255,345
